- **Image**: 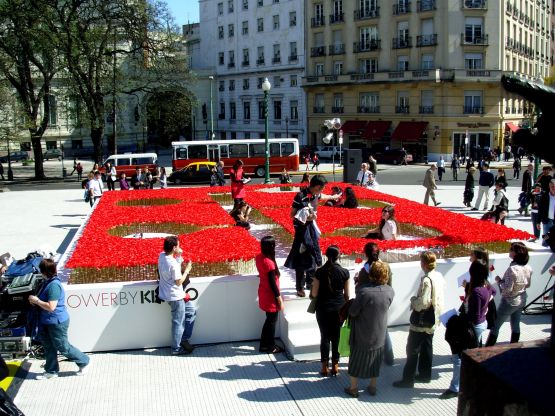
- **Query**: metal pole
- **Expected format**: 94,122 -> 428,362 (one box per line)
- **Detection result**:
264,89 -> 270,184
332,129 -> 336,181
113,28 -> 117,154
209,75 -> 214,140
6,138 -> 13,180
285,116 -> 289,137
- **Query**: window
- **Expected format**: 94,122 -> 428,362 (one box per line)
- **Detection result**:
219,102 -> 225,119
68,95 -> 82,126
421,54 -> 434,70
218,2 -> 223,15
229,144 -> 248,158
71,139 -> 83,149
257,77 -> 264,88
290,41 -> 297,60
273,100 -> 282,119
242,21 -> 248,35
360,26 -> 378,49
258,100 -> 265,119
218,26 -> 224,39
229,80 -> 235,91
397,91 -> 409,113
334,61 -> 343,75
420,90 -> 433,113
282,142 -> 294,156
290,100 -> 298,119
244,132 -> 251,139
360,0 -> 378,15
465,53 -> 483,69
48,95 -> 57,126
229,50 -> 234,65
188,145 -> 208,159
333,93 -> 343,111
243,0 -> 248,10
359,58 -> 378,73
315,3 -> 324,20
250,143 -> 266,157
314,93 -> 325,110
273,75 -> 281,87
228,24 -> 234,37
398,21 -> 409,44
315,63 -> 324,76
273,44 -> 281,62
359,92 -> 379,112
257,18 -> 264,32
257,0 -> 263,6
290,11 -> 297,27
290,75 -> 297,87
228,0 -> 234,13
397,55 -> 409,71
273,15 -> 280,30
230,102 -> 236,119
243,101 -> 251,119
464,17 -> 483,43
243,78 -> 250,90
464,90 -> 483,113
219,52 -> 224,65
242,48 -> 249,65
257,46 -> 264,64
219,80 -> 225,91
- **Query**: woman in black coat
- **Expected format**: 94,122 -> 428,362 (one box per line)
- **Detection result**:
463,167 -> 476,207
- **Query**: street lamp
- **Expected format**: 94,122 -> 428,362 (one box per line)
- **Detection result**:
262,77 -> 272,184
209,75 -> 215,140
323,118 -> 342,181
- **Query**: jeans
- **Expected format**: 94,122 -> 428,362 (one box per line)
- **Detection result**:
402,330 -> 434,382
489,294 -> 526,337
260,311 -> 278,351
169,300 -> 196,352
40,319 -> 89,374
531,212 -> 541,239
474,185 -> 491,210
473,320 -> 488,346
542,219 -> 554,246
315,309 -> 341,362
106,178 -> 115,191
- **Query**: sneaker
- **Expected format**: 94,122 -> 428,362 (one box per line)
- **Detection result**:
180,340 -> 195,353
36,372 -> 58,380
439,389 -> 458,400
392,379 -> 414,388
76,361 -> 91,376
171,348 -> 191,356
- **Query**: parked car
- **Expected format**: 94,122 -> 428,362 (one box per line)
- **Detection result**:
0,151 -> 29,163
314,146 -> 339,160
373,148 -> 413,165
168,161 -> 216,185
43,148 -> 63,161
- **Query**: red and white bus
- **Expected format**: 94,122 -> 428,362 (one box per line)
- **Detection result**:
171,138 -> 299,177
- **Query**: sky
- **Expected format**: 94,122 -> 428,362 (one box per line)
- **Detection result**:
165,0 -> 199,26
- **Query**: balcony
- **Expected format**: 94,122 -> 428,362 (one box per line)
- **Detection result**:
306,76 -> 320,83
272,56 -> 281,64
389,71 -> 405,79
419,105 -> 434,114
332,106 -> 344,114
288,55 -> 298,62
243,119 -> 250,124
256,58 -> 265,65
463,106 -> 484,114
463,0 -> 487,9
417,0 -> 436,12
350,73 -> 375,81
392,37 -> 412,49
416,34 -> 437,47
227,62 -> 235,68
466,69 -> 491,77
329,13 -> 344,24
354,7 -> 380,20
310,46 -> 326,57
393,2 -> 411,15
506,2 -> 513,14
396,105 -> 410,114
328,44 -> 345,55
412,70 -> 431,77
311,16 -> 325,27
353,39 -> 381,53
241,60 -> 249,67
313,106 -> 325,113
461,33 -> 488,45
357,106 -> 380,113
324,75 -> 338,81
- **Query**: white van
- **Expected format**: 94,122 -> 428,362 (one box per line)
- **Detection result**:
100,153 -> 158,177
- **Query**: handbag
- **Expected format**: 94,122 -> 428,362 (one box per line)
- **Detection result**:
306,296 -> 317,314
409,276 -> 436,328
0,389 -> 25,416
338,320 -> 351,357
84,189 -> 90,203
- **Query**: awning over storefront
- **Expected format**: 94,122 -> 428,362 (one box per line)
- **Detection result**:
362,121 -> 391,140
391,121 -> 429,142
340,120 -> 367,135
505,122 -> 519,133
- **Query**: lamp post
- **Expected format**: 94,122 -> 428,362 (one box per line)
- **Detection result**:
209,75 -> 215,140
324,118 -> 342,181
285,116 -> 289,138
262,77 -> 272,184
6,138 -> 13,181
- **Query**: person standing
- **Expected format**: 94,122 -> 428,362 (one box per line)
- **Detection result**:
28,259 -> 90,379
356,163 -> 370,187
105,162 -> 117,191
472,163 -> 495,211
393,251 -> 444,388
538,179 -> 555,246
157,236 -> 196,355
131,167 -> 144,190
437,157 -> 445,181
494,168 -> 508,190
216,161 -> 226,186
159,167 -> 168,189
310,245 -> 350,377
486,242 -> 532,346
537,166 -> 553,193
401,148 -> 408,166
423,164 -> 441,206
344,261 -> 394,397
230,159 -> 248,210
311,153 -> 320,171
256,236 -> 284,354
519,164 -> 534,215
284,175 -> 339,297
529,184 -> 543,241
88,171 -> 103,206
513,158 -> 521,179
76,162 -> 83,181
368,155 -> 377,177
279,168 -> 292,184
463,167 -> 476,207
70,158 -> 78,175
451,156 -> 459,181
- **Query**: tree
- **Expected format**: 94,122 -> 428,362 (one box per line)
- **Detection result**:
0,0 -> 58,179
46,0 -> 194,163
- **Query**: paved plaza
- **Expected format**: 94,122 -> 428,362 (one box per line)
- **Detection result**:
0,165 -> 552,415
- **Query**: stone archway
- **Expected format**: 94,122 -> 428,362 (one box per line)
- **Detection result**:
146,90 -> 192,148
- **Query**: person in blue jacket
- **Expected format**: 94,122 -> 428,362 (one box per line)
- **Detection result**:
28,259 -> 90,379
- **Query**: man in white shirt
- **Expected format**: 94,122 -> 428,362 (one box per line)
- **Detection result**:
88,171 -> 103,204
158,236 -> 196,355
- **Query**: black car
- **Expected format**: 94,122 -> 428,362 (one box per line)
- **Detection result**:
0,151 -> 29,163
168,162 -> 215,185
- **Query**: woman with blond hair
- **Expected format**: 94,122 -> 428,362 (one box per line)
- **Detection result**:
393,251 -> 444,388
344,260 -> 394,397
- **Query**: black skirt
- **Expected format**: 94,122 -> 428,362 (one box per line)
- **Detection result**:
348,346 -> 384,379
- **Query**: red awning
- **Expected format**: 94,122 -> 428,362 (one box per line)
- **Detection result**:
340,120 -> 368,134
362,121 -> 391,140
505,122 -> 519,133
391,121 -> 429,142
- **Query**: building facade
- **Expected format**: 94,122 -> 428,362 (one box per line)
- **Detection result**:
198,0 -> 307,143
304,0 -> 551,162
